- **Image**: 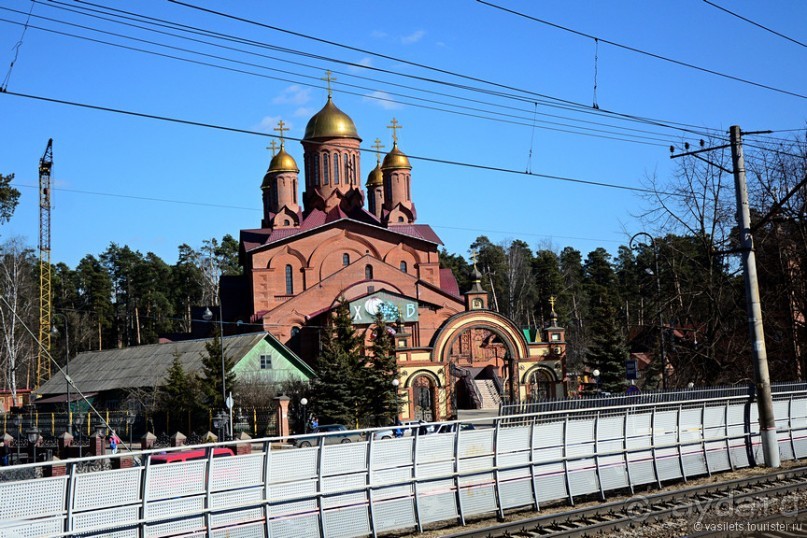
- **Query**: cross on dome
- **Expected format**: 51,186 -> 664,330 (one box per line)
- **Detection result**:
387,118 -> 402,144
322,70 -> 336,98
372,138 -> 385,162
267,140 -> 279,156
274,120 -> 288,148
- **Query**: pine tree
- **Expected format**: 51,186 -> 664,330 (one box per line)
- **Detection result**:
362,312 -> 400,427
199,328 -> 237,409
161,353 -> 202,431
310,298 -> 364,425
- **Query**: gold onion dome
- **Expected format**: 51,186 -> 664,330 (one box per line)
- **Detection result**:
366,163 -> 383,187
304,97 -> 361,140
262,146 -> 298,188
381,143 -> 411,170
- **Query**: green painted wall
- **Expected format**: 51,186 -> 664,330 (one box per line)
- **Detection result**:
232,338 -> 313,384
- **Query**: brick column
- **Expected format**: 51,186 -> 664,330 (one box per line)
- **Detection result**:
235,432 -> 252,455
274,395 -> 290,439
57,432 -> 74,460
89,431 -> 105,456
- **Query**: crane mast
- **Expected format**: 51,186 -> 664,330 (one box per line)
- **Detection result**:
37,138 -> 53,388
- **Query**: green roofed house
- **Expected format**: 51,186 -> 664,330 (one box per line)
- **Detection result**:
33,332 -> 315,410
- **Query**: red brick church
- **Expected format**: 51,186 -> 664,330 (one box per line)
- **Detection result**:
226,89 -> 567,421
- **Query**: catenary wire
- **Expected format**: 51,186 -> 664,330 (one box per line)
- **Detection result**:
476,0 -> 807,100
702,0 -> 806,49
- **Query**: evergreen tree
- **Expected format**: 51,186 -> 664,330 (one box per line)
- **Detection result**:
311,298 -> 364,426
0,173 -> 20,224
160,353 -> 202,431
362,312 -> 400,427
199,328 -> 237,409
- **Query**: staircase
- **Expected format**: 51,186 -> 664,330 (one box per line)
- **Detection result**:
474,379 -> 502,409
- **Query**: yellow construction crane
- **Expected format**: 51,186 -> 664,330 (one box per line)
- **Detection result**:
37,138 -> 53,388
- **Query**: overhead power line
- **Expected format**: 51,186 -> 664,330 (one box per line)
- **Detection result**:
477,0 -> 807,100
702,0 -> 806,49
0,89 -> 673,197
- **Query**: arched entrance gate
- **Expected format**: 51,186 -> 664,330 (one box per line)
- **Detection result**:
430,311 -> 531,418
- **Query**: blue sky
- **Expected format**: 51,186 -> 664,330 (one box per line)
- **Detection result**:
1,1 -> 805,268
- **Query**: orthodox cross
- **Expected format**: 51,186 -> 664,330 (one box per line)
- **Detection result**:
274,120 -> 288,148
267,140 -> 279,156
322,70 -> 336,98
549,295 -> 556,315
470,249 -> 479,268
372,138 -> 385,162
387,118 -> 402,144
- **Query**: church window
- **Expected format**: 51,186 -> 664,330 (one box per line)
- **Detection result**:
284,219 -> 290,226
313,155 -> 320,185
398,216 -> 405,222
293,180 -> 297,203
323,152 -> 330,185
407,177 -> 411,199
285,265 -> 293,294
344,153 -> 349,181
333,154 -> 340,184
400,261 -> 407,273
342,253 -> 350,266
352,155 -> 357,184
260,355 -> 272,369
365,265 -> 373,280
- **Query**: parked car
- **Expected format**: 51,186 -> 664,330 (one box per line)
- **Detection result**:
292,424 -> 364,447
150,447 -> 235,464
372,420 -> 436,440
433,422 -> 476,434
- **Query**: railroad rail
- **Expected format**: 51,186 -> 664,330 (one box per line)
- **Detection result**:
442,466 -> 807,538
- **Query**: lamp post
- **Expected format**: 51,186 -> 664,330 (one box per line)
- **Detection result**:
74,414 -> 84,458
592,369 -> 601,395
26,427 -> 40,463
11,415 -> 21,464
630,232 -> 668,390
213,412 -> 227,442
300,398 -> 308,433
203,305 -> 229,435
392,379 -> 400,419
50,313 -> 71,433
126,413 -> 136,449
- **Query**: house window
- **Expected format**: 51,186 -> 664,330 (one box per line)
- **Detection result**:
342,253 -> 350,266
260,355 -> 272,369
365,265 -> 373,280
400,261 -> 407,273
285,264 -> 293,294
551,333 -> 560,341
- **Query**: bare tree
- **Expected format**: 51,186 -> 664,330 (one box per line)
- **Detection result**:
0,237 -> 37,398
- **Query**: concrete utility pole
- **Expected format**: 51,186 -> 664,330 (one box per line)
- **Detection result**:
729,125 -> 780,468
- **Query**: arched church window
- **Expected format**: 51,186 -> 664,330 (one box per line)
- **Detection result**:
352,155 -> 357,184
284,219 -> 290,226
398,216 -> 405,222
285,265 -> 293,295
400,261 -> 407,273
342,253 -> 350,266
313,155 -> 320,185
333,154 -> 340,184
344,153 -> 349,182
323,152 -> 330,185
407,177 -> 411,199
365,265 -> 373,280
293,180 -> 297,203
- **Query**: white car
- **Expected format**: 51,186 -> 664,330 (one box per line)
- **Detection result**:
372,420 -> 435,440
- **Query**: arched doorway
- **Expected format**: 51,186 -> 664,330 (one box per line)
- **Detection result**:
410,374 -> 436,421
524,367 -> 557,400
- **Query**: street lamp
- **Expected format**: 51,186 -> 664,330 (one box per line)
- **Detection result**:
50,313 -> 71,433
392,379 -> 400,419
213,411 -> 227,442
300,398 -> 308,433
592,369 -> 601,395
203,305 -> 229,435
11,415 -> 21,464
630,232 -> 668,390
74,414 -> 85,458
126,414 -> 136,449
26,427 -> 40,464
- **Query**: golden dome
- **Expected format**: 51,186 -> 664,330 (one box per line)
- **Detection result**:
366,162 -> 383,187
304,97 -> 360,141
381,143 -> 411,170
262,147 -> 298,188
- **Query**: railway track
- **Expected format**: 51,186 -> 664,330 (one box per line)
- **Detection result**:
442,466 -> 807,538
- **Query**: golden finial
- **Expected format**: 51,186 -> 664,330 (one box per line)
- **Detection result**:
322,70 -> 336,98
549,296 -> 556,315
387,118 -> 402,144
274,120 -> 288,148
372,138 -> 385,162
267,140 -> 279,156
470,250 -> 479,268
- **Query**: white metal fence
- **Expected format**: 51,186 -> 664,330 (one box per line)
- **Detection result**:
2,387 -> 806,538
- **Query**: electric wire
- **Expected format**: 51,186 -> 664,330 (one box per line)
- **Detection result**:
0,9 -> 691,147
25,1 -> 718,145
0,0 -> 34,91
702,0 -> 806,49
476,0 -> 807,100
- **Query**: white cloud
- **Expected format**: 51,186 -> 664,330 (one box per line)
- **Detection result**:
293,107 -> 315,118
363,91 -> 403,110
371,30 -> 387,39
272,85 -> 311,105
348,57 -> 374,73
401,30 -> 425,45
257,115 -> 293,133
